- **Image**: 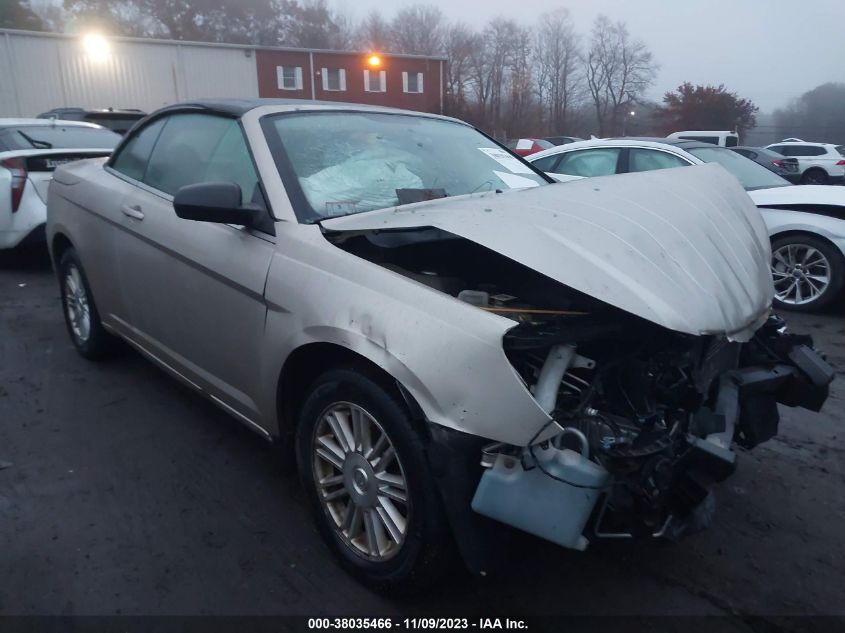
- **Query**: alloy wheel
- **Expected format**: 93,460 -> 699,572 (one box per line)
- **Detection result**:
311,402 -> 410,561
64,264 -> 91,342
771,244 -> 832,306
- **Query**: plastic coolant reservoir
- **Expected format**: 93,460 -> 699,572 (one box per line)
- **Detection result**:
471,445 -> 609,551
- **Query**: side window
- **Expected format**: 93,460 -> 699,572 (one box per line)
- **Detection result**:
531,154 -> 561,172
553,148 -> 621,177
806,146 -> 826,156
144,114 -> 252,197
769,145 -> 786,155
110,118 -> 166,181
779,145 -> 802,156
202,124 -> 260,205
629,149 -> 689,173
725,136 -> 738,147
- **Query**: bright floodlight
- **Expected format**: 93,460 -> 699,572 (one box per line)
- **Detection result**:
367,54 -> 382,67
629,110 -> 636,117
83,33 -> 110,61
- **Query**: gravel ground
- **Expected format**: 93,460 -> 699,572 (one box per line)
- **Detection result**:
1,246 -> 843,628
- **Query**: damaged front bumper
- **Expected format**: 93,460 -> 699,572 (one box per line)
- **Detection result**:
448,316 -> 835,561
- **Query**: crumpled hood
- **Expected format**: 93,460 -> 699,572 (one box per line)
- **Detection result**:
322,163 -> 774,341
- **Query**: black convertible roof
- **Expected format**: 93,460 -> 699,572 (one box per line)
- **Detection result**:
151,98 -> 426,118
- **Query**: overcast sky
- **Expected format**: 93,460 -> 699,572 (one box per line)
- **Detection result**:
341,0 -> 845,112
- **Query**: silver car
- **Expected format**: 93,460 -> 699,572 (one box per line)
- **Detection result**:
47,100 -> 833,590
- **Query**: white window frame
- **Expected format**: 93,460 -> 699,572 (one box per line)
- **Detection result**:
402,71 -> 424,94
321,67 -> 347,92
276,66 -> 303,91
363,69 -> 386,93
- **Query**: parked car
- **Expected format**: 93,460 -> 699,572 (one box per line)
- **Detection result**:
506,138 -> 554,156
730,146 -> 801,184
0,119 -> 120,250
765,140 -> 845,185
528,138 -> 845,311
667,130 -> 739,147
543,135 -> 583,146
38,107 -> 147,136
47,100 -> 832,590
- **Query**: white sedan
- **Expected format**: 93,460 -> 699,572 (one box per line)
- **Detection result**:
528,138 -> 845,311
0,119 -> 120,250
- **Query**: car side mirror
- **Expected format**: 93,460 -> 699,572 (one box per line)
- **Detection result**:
173,182 -> 258,226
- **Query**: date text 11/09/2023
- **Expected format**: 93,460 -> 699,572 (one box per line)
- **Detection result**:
307,618 -> 529,630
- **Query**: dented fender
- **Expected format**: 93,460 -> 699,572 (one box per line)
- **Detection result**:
256,225 -> 553,446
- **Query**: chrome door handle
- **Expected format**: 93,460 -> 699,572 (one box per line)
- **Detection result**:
121,204 -> 145,220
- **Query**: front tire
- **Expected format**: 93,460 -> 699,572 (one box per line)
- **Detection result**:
58,248 -> 117,359
771,234 -> 844,312
295,367 -> 452,591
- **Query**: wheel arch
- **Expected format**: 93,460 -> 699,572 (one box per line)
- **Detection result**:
770,229 -> 845,259
800,166 -> 830,183
50,231 -> 75,268
275,342 -> 427,441
802,166 -> 829,175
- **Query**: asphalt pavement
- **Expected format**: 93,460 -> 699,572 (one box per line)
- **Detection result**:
1,246 -> 843,627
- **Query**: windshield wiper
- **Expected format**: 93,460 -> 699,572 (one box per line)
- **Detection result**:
17,130 -> 52,149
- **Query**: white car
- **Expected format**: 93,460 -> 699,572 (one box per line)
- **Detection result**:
667,130 -> 739,147
0,119 -> 120,250
528,138 -> 845,311
765,139 -> 845,186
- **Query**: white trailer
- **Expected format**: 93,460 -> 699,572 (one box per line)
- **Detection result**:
0,29 -> 260,117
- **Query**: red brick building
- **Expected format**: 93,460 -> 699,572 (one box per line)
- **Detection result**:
255,49 -> 446,114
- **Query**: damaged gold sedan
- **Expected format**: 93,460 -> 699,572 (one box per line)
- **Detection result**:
46,100 -> 834,590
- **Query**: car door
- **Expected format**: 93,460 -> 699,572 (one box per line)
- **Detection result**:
69,117 -> 167,327
111,112 -> 276,430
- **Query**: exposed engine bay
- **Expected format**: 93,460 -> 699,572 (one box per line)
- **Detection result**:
327,226 -> 834,549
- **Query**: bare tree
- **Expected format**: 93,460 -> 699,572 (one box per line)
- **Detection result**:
326,6 -> 357,51
443,22 -> 480,117
505,26 -> 533,138
534,8 -> 582,135
586,15 -> 656,136
390,4 -> 445,55
28,0 -> 67,31
471,17 -> 523,137
356,10 -> 392,52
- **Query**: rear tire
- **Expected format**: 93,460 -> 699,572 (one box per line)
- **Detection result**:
295,366 -> 452,592
801,168 -> 829,185
771,234 -> 844,312
58,248 -> 118,359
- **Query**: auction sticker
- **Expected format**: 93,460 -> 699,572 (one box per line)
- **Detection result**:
477,147 -> 535,174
